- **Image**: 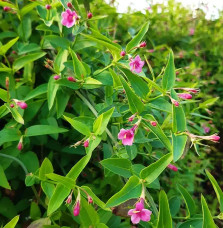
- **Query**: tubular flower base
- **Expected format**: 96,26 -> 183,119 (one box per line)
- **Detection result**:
128,198 -> 152,224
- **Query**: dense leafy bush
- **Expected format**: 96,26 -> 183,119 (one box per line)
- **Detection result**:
0,0 -> 222,227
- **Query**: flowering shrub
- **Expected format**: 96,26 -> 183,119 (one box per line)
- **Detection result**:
0,0 -> 222,227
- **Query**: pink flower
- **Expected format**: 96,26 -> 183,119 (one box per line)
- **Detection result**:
10,104 -> 14,108
170,98 -> 179,107
128,198 -> 152,224
118,125 -> 137,146
65,194 -> 72,204
73,201 -> 80,216
129,55 -> 144,74
198,134 -> 220,142
87,12 -> 93,19
67,76 -> 76,82
167,164 -> 178,172
189,28 -> 195,36
139,41 -> 146,48
45,4 -> 51,10
61,9 -> 78,28
203,126 -> 210,134
17,102 -> 28,109
150,121 -> 157,127
128,114 -> 136,122
3,6 -> 11,11
17,142 -> 23,151
178,93 -> 192,100
147,49 -> 154,53
54,75 -> 60,80
83,139 -> 89,148
120,51 -> 126,57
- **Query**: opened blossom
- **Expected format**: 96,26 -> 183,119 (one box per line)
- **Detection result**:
128,198 -> 152,224
118,125 -> 137,146
61,9 -> 78,28
129,55 -> 144,73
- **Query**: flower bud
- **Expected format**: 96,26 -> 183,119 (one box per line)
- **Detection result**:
167,164 -> 178,172
67,76 -> 76,82
147,49 -> 154,53
83,139 -> 89,148
65,194 -> 72,204
54,75 -> 60,80
170,98 -> 179,107
17,142 -> 23,151
120,51 -> 126,57
10,104 -> 14,108
3,6 -> 11,11
5,77 -> 9,89
88,195 -> 93,204
178,93 -> 192,100
67,2 -> 73,8
45,4 -> 51,10
150,121 -> 157,127
73,201 -> 80,216
139,41 -> 146,48
17,102 -> 28,109
87,12 -> 93,19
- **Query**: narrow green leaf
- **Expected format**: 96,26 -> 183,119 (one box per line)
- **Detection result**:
100,158 -> 132,178
157,190 -> 172,228
109,68 -> 122,88
3,215 -> 20,228
54,49 -> 68,73
0,37 -> 19,55
39,158 -> 54,180
0,88 -> 8,102
56,89 -> 70,118
20,2 -> 38,17
162,50 -> 175,91
0,165 -> 11,190
48,76 -> 59,110
201,195 -> 216,228
5,104 -> 24,125
63,115 -> 91,136
206,170 -> 223,212
24,84 -> 47,101
106,176 -> 142,207
120,77 -> 144,114
140,153 -> 173,184
126,22 -> 149,52
178,184 -> 196,217
25,125 -> 68,137
172,134 -> 187,162
143,114 -> 172,151
44,35 -> 69,50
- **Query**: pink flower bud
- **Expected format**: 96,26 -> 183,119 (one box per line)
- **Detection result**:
83,139 -> 89,148
73,201 -> 80,216
120,51 -> 126,57
17,142 -> 23,151
178,93 -> 192,100
88,195 -> 93,204
210,135 -> 220,142
128,113 -> 136,122
17,102 -> 28,109
203,126 -> 210,134
10,104 -> 14,108
167,164 -> 178,171
87,12 -> 93,19
65,194 -> 72,204
12,51 -> 17,55
3,6 -> 11,11
67,2 -> 73,8
139,41 -> 147,48
189,28 -> 195,36
67,76 -> 76,82
150,121 -> 157,127
54,75 -> 60,80
45,4 -> 51,10
176,71 -> 179,75
147,49 -> 154,53
171,98 -> 179,107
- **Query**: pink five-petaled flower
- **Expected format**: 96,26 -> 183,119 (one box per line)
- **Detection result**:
73,201 -> 80,216
128,198 -> 152,224
167,164 -> 178,172
120,51 -> 126,57
54,75 -> 60,80
129,55 -> 144,74
17,101 -> 28,109
118,125 -> 137,146
83,139 -> 89,148
61,9 -> 78,28
178,93 -> 192,100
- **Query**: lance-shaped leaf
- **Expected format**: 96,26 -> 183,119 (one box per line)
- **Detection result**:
3,215 -> 20,228
54,49 -> 68,73
126,22 -> 149,52
201,195 -> 216,228
140,153 -> 173,184
171,89 -> 186,133
178,184 -> 196,217
5,104 -> 24,125
39,158 -> 54,180
162,50 -> 175,91
0,165 -> 11,190
172,133 -> 187,162
48,75 -> 59,110
157,190 -> 172,228
206,170 -> 223,212
106,176 -> 142,207
143,114 -> 172,151
0,37 -> 19,55
120,77 -> 144,114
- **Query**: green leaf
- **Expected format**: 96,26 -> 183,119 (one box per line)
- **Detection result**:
109,68 -> 122,88
56,89 -> 70,118
5,104 -> 24,125
201,195 -> 216,228
24,84 -> 47,101
20,2 -> 38,17
178,184 -> 196,217
0,1 -> 17,9
140,153 -> 173,184
100,158 -> 132,178
54,49 -> 68,73
0,37 -> 19,55
143,114 -> 172,151
44,35 -> 70,49
93,107 -> 114,135
13,52 -> 46,71
206,170 -> 223,212
25,125 -> 68,137
171,89 -> 186,132
39,158 -> 54,180
106,176 -> 142,207
55,78 -> 81,90
63,115 -> 91,136
120,77 -> 144,114
0,88 -> 8,102
0,128 -> 21,145
119,67 -> 149,99
3,215 -> 20,228
157,190 -> 172,228
0,165 -> 11,190
162,50 -> 175,91
70,49 -> 87,79
126,22 -> 149,52
172,134 -> 187,162
46,173 -> 76,189
48,76 -> 59,110
30,202 -> 41,220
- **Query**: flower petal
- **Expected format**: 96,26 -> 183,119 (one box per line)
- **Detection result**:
131,214 -> 141,224
118,129 -> 127,140
140,209 -> 152,222
128,209 -> 135,216
122,135 -> 134,145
